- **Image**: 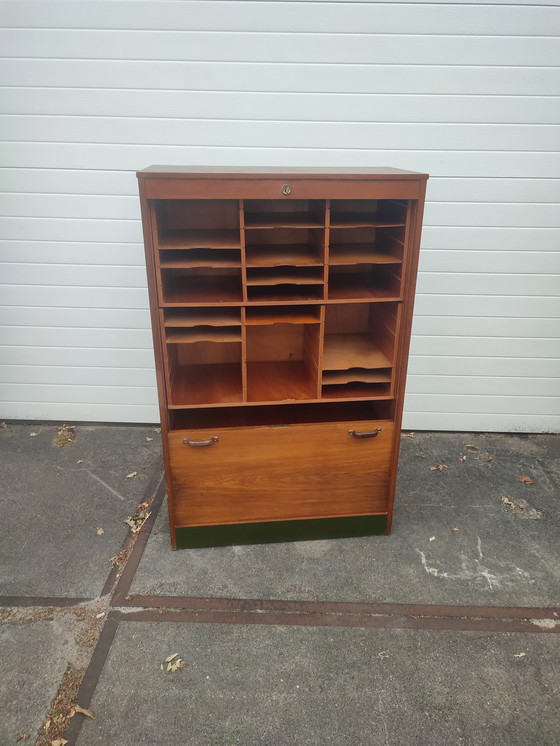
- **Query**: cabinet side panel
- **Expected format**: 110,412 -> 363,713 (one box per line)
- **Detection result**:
386,182 -> 428,531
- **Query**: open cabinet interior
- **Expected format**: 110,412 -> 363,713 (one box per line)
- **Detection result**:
138,167 -> 427,547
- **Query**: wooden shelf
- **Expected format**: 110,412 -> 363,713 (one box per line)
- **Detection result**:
245,306 -> 321,325
163,276 -> 243,304
246,362 -> 317,402
321,383 -> 392,399
166,327 -> 242,344
247,285 -> 324,302
245,244 -> 322,267
159,249 -> 241,268
330,213 -> 405,228
328,244 -> 402,265
158,229 -> 241,250
328,274 -> 401,300
244,213 -> 324,229
322,369 -> 391,385
322,334 -> 392,370
169,364 -> 243,407
164,309 -> 241,327
246,267 -> 324,286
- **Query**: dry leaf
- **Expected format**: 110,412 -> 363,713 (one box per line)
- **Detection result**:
487,455 -> 494,462
451,527 -> 460,532
0,421 -> 7,428
465,444 -> 478,451
377,651 -> 389,659
429,464 -> 447,472
514,652 -> 526,658
401,432 -> 415,438
54,424 -> 76,446
168,659 -> 186,672
154,427 -> 161,433
125,471 -> 138,479
146,437 -> 154,441
501,496 -> 515,508
51,740 -> 69,746
124,511 -> 151,534
517,475 -> 534,485
72,704 -> 95,719
458,456 -> 466,462
76,459 -> 84,464
160,664 -> 164,670
96,528 -> 105,535
429,536 -> 436,542
30,432 -> 38,437
165,653 -> 179,662
16,735 -> 30,742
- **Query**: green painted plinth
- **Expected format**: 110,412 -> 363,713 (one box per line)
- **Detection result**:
175,514 -> 387,549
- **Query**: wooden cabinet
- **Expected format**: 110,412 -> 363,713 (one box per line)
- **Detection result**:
137,167 -> 428,548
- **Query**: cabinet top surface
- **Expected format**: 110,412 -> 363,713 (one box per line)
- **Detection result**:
137,165 -> 429,180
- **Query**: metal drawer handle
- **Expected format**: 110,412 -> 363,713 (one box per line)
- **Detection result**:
348,428 -> 382,439
183,436 -> 219,447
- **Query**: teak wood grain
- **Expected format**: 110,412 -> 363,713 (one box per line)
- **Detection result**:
169,421 -> 394,527
137,167 -> 428,547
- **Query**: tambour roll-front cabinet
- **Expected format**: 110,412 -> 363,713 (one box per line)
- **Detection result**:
137,167 -> 428,548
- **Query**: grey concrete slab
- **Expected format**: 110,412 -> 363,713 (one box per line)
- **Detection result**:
130,433 -> 560,606
76,621 -> 560,746
0,423 -> 163,598
0,617 -> 75,743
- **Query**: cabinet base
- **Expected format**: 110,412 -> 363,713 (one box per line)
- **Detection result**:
174,514 -> 388,549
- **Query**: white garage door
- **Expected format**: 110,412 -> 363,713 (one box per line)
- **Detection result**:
1,0 -> 559,432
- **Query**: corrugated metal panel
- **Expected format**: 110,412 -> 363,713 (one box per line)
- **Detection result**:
1,0 -> 558,431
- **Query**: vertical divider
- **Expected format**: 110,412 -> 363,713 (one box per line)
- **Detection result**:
316,305 -> 326,398
241,306 -> 248,402
239,200 -> 248,401
239,199 -> 248,303
324,199 -> 330,301
317,199 -> 329,398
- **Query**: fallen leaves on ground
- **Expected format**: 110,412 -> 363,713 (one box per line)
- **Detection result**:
125,471 -> 138,479
429,464 -> 447,471
76,459 -> 84,464
96,528 -> 105,535
0,421 -> 7,428
487,455 -> 494,462
451,527 -> 460,533
500,496 -> 542,519
458,456 -> 466,462
513,652 -> 527,658
465,444 -> 478,451
161,654 -> 186,672
377,651 -> 389,659
429,536 -> 436,542
517,475 -> 534,485
69,705 -> 94,719
54,424 -> 76,447
124,510 -> 151,534
51,740 -> 68,746
154,427 -> 161,433
401,432 -> 415,438
146,436 -> 154,441
16,735 -> 30,742
30,432 -> 38,437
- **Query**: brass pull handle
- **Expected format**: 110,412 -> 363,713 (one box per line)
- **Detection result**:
348,428 -> 382,439
183,436 -> 219,447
